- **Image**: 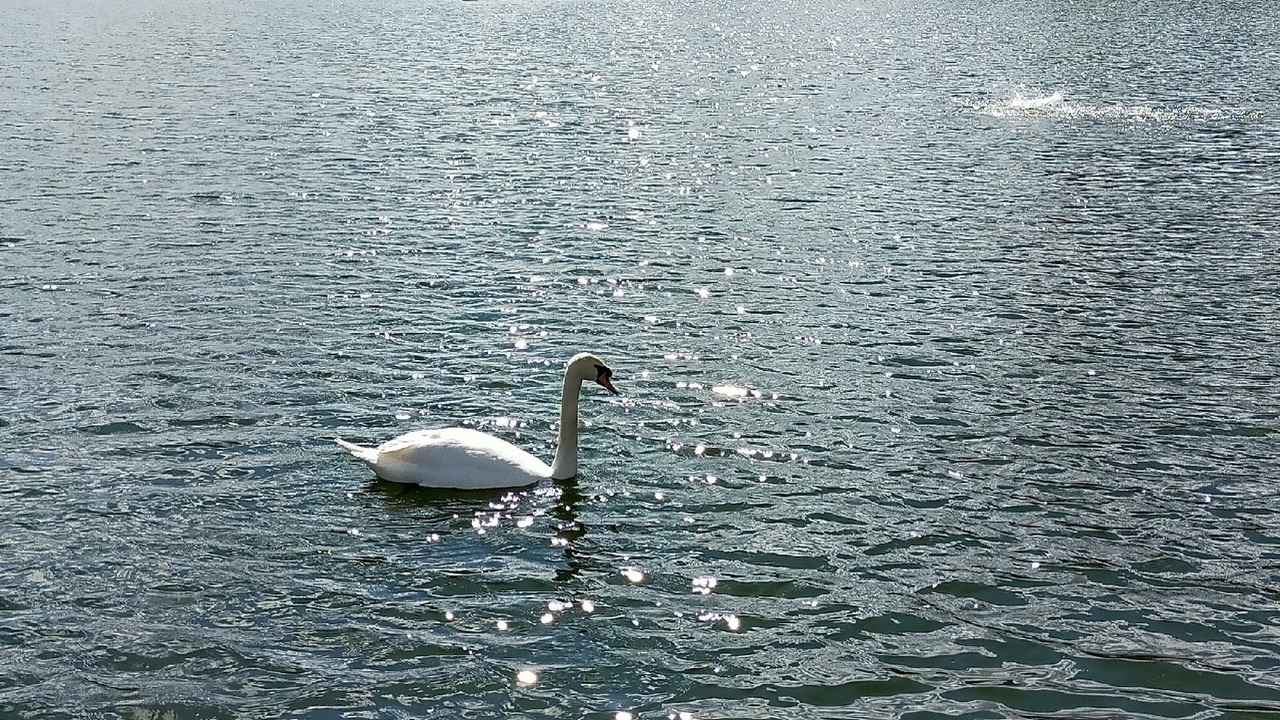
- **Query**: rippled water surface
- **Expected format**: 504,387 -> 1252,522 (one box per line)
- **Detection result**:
3,0 -> 1279,717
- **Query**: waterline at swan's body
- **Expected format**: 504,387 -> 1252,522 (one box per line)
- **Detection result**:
335,353 -> 617,489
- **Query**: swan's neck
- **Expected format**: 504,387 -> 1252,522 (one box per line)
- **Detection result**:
549,373 -> 581,481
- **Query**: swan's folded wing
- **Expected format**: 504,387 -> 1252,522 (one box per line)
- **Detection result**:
375,428 -> 459,454
371,427 -> 551,488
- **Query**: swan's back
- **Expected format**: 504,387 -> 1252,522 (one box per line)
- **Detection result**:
342,428 -> 551,489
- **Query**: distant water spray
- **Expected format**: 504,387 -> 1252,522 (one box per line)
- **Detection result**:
978,90 -> 1067,117
978,88 -> 1240,122
1007,91 -> 1064,110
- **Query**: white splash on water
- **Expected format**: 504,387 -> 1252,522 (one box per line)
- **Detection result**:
1008,91 -> 1064,110
980,89 -> 1238,122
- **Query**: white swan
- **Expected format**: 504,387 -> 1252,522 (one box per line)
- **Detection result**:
336,352 -> 618,489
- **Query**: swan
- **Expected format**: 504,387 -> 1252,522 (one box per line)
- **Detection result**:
335,352 -> 618,489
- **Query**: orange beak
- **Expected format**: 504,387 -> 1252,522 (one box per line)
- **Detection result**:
596,375 -> 619,395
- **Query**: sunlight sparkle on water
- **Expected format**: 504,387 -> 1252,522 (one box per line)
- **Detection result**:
516,670 -> 538,685
697,612 -> 741,631
621,568 -> 645,584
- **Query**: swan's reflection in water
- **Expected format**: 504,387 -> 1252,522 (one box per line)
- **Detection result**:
551,475 -> 589,582
362,473 -> 601,584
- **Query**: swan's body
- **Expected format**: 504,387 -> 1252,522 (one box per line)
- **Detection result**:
336,353 -> 617,489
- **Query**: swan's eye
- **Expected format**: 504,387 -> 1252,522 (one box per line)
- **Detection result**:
593,363 -> 612,380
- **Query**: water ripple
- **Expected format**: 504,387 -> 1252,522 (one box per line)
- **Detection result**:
3,0 -> 1280,717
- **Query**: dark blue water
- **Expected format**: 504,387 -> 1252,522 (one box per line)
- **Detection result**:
3,0 -> 1279,717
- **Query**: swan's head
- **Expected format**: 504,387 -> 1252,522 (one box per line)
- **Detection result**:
567,352 -> 619,395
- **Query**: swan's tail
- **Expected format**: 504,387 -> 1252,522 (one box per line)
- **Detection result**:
335,438 -> 379,465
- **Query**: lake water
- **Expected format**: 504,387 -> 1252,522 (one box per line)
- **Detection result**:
2,0 -> 1279,717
